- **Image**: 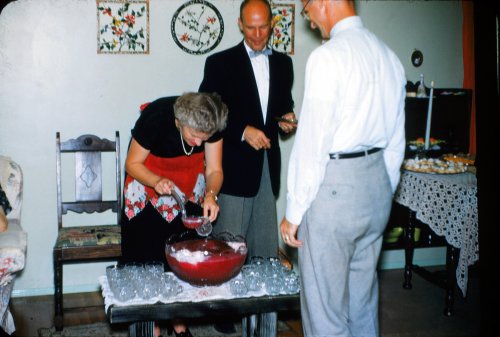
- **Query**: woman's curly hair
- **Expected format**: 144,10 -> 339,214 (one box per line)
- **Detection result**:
174,92 -> 228,135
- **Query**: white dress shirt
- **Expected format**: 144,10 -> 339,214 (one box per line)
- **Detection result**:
285,16 -> 406,225
245,42 -> 270,123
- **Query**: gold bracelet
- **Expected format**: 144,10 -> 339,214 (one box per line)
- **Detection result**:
206,189 -> 218,201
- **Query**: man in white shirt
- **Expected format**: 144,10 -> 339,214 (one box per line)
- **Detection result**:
280,1 -> 406,336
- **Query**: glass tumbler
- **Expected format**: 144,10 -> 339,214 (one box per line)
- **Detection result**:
284,271 -> 300,294
229,278 -> 248,296
265,276 -> 282,295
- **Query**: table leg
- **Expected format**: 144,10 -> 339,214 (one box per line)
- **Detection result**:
257,312 -> 278,337
128,321 -> 155,337
444,245 -> 458,316
403,210 -> 416,289
242,312 -> 278,337
242,314 -> 257,337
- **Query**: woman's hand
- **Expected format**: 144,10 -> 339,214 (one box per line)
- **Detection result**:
153,178 -> 175,196
203,194 -> 219,222
204,140 -> 223,223
126,139 -> 172,193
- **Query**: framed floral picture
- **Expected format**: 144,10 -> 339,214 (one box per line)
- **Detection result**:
97,0 -> 150,54
269,3 -> 294,55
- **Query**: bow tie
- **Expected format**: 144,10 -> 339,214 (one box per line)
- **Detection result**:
249,48 -> 272,58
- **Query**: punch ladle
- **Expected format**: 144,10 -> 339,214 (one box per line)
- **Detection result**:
171,189 -> 212,236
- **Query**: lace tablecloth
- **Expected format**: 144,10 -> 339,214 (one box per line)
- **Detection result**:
99,272 -> 292,313
394,171 -> 478,296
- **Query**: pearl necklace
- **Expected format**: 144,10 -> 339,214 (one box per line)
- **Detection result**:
179,129 -> 194,156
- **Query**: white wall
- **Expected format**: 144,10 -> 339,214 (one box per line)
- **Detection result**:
0,0 -> 463,297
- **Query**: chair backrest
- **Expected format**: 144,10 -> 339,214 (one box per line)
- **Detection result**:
0,155 -> 23,223
56,132 -> 121,230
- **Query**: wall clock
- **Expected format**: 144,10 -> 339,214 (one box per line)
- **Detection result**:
171,0 -> 224,55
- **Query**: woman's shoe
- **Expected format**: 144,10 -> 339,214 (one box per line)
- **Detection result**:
175,329 -> 193,337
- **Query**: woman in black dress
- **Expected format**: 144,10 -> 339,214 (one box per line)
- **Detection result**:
121,92 -> 228,337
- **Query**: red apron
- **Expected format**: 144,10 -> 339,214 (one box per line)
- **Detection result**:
123,151 -> 205,222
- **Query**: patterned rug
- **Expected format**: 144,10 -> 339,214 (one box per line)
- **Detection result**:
38,323 -> 128,337
38,320 -> 291,337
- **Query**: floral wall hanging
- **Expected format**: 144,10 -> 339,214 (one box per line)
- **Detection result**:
269,3 -> 295,55
171,0 -> 224,55
97,0 -> 150,54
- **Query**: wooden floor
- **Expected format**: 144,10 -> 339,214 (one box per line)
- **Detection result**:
4,267 -> 480,337
8,292 -> 109,337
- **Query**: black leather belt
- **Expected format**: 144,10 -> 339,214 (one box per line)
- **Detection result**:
329,147 -> 382,160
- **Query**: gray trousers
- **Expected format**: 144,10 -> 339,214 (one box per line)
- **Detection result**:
215,153 -> 279,259
298,151 -> 392,337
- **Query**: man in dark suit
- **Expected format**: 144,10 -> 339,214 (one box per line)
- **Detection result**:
199,0 -> 295,260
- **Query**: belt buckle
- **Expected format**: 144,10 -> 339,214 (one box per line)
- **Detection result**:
331,153 -> 340,160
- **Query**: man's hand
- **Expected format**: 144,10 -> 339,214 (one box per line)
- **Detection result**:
280,217 -> 302,248
243,126 -> 271,150
278,112 -> 298,133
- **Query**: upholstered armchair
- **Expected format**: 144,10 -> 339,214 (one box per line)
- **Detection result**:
0,155 -> 27,335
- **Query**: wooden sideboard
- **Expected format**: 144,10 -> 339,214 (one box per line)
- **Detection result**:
383,88 -> 474,316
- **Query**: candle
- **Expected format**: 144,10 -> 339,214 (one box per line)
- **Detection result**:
424,81 -> 435,150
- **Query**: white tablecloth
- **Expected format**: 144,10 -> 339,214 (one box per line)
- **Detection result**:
99,272 -> 295,312
394,171 -> 478,296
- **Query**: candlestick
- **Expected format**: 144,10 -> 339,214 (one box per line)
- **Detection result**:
417,74 -> 427,98
424,81 -> 435,150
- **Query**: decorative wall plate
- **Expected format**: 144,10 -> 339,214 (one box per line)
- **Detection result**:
171,0 -> 224,55
411,49 -> 423,67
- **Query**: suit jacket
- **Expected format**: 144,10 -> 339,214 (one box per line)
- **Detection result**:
199,41 -> 294,197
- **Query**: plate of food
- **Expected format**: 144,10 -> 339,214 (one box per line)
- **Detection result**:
402,157 -> 468,174
442,153 -> 475,165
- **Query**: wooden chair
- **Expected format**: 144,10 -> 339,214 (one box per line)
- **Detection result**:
53,132 -> 122,331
